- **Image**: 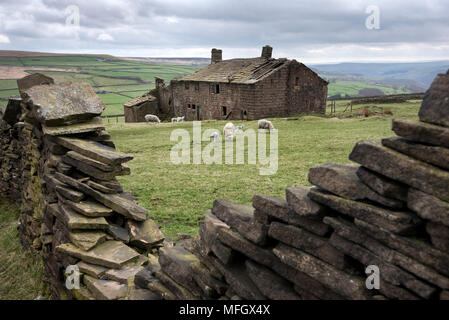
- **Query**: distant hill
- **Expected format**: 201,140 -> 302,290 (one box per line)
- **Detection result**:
124,57 -> 209,66
311,61 -> 449,89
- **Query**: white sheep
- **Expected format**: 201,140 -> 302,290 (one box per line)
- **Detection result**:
171,117 -> 178,123
145,114 -> 161,124
177,116 -> 185,122
210,131 -> 220,142
223,122 -> 235,140
258,119 -> 274,131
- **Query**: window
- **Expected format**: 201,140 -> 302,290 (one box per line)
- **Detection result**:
222,106 -> 227,116
215,84 -> 220,94
195,83 -> 199,91
185,82 -> 189,90
192,104 -> 196,110
295,77 -> 299,86
187,104 -> 191,109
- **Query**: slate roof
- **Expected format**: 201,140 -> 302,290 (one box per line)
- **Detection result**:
124,93 -> 157,108
178,57 -> 291,84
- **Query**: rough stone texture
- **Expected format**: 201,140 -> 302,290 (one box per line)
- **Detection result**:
17,73 -> 54,94
285,186 -> 326,217
3,97 -> 22,125
54,137 -> 132,165
349,140 -> 449,202
42,117 -> 105,136
58,196 -> 113,218
392,119 -> 449,148
77,261 -> 107,278
127,219 -> 165,249
273,243 -> 369,300
212,199 -> 268,245
253,194 -> 331,236
356,167 -> 408,201
269,221 -> 353,270
83,276 -> 127,300
22,82 -> 105,126
419,72 -> 449,127
426,222 -> 449,252
58,204 -> 109,230
408,188 -> 449,228
202,212 -> 235,264
309,188 -> 421,235
245,260 -> 300,300
383,137 -> 449,171
103,265 -> 144,284
57,241 -> 140,269
69,231 -> 107,251
107,224 -> 130,243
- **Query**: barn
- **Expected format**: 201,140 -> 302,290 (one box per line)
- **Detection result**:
170,46 -> 328,121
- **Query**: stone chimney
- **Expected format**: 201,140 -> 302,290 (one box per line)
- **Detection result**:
211,48 -> 222,64
261,45 -> 273,59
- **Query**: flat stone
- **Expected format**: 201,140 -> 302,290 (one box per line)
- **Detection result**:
285,186 -> 327,217
426,222 -> 449,239
392,119 -> 449,148
55,137 -> 132,165
308,163 -> 369,200
252,194 -> 331,236
55,185 -> 84,202
202,212 -> 235,264
408,188 -> 449,228
17,73 -> 54,93
210,259 -> 265,300
59,204 -> 109,230
135,268 -> 176,300
70,231 -> 107,251
378,280 -> 419,300
154,271 -> 198,300
245,260 -> 300,300
441,291 -> 449,300
218,228 -> 279,269
84,275 -> 127,300
383,137 -> 449,171
419,72 -> 449,127
54,172 -> 147,221
273,243 -> 369,300
212,199 -> 268,245
349,140 -> 449,202
357,167 -> 408,201
309,188 -> 421,235
66,150 -> 114,172
103,265 -> 144,285
91,178 -> 123,193
87,180 -> 117,194
58,195 -> 113,218
42,117 -> 105,136
56,161 -> 72,175
22,81 -> 105,126
72,286 -> 95,300
77,261 -> 107,278
354,218 -> 449,277
329,233 -> 437,299
159,246 -> 227,298
107,224 -> 130,242
268,221 -> 353,270
127,219 -> 165,249
57,241 -> 140,269
128,287 -> 161,300
63,153 -> 130,180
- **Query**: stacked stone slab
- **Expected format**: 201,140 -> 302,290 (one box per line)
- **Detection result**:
0,74 -> 169,300
132,71 -> 449,300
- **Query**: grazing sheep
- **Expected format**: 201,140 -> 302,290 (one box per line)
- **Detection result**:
258,119 -> 274,131
171,117 -> 178,123
145,114 -> 161,124
223,122 -> 235,140
177,116 -> 185,122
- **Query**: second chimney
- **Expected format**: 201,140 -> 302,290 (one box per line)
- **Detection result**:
211,48 -> 222,64
261,45 -> 273,59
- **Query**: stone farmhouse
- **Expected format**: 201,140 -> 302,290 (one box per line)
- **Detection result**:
170,46 -> 328,121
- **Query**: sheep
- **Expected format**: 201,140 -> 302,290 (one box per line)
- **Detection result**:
171,117 -> 178,123
223,122 -> 235,140
177,116 -> 185,122
144,114 -> 161,124
258,119 -> 274,131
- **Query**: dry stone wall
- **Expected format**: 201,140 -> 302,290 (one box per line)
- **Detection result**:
1,71 -> 449,300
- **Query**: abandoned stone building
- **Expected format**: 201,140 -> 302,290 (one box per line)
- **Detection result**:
124,77 -> 172,122
170,46 -> 328,121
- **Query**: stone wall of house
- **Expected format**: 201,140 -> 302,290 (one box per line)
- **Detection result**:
1,72 -> 448,300
171,61 -> 327,122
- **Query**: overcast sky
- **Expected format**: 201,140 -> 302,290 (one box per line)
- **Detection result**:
0,0 -> 448,63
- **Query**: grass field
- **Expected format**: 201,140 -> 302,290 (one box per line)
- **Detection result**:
108,100 -> 421,238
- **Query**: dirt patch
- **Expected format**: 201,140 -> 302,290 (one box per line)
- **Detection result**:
0,66 -> 79,80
